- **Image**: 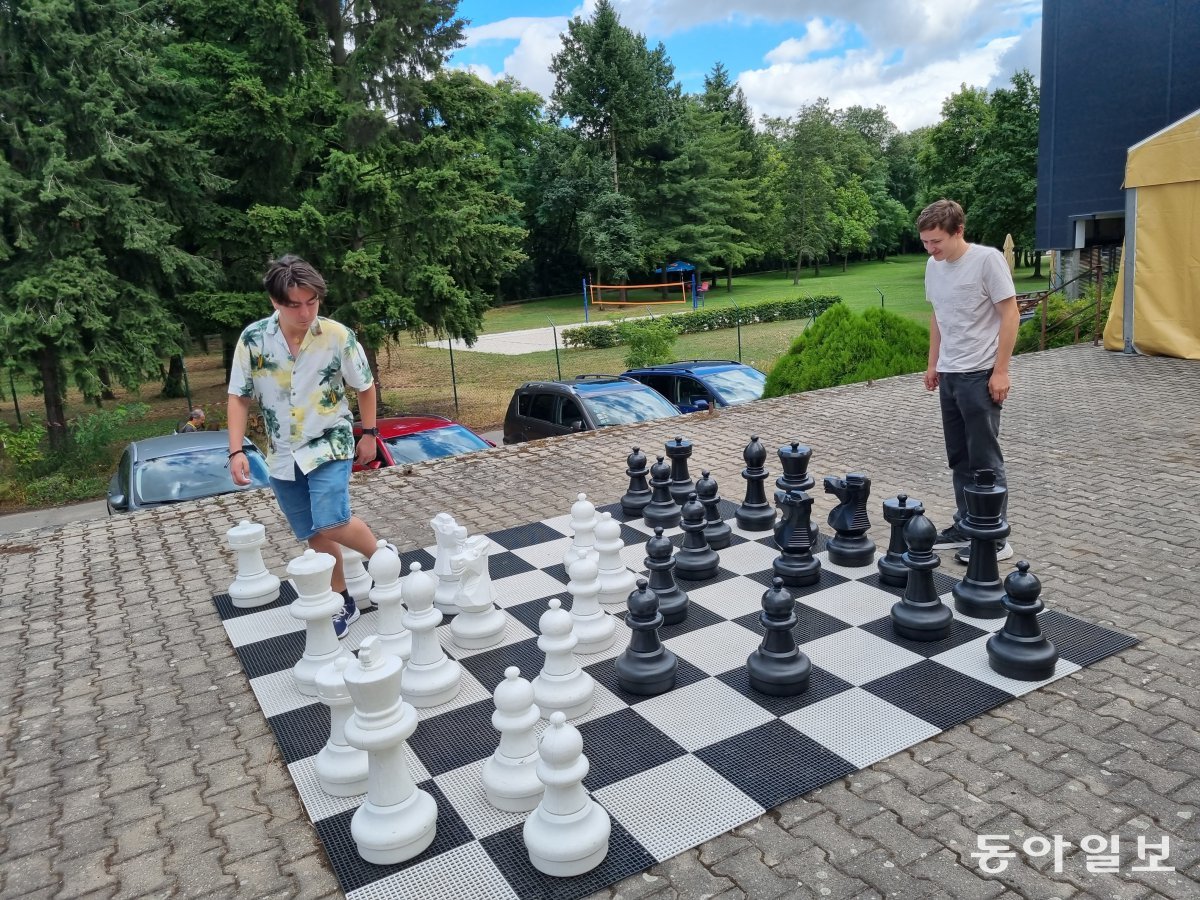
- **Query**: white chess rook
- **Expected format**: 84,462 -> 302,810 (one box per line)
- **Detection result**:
314,657 -> 369,797
482,667 -> 544,812
523,711 -> 611,876
431,513 -> 464,615
594,512 -> 636,608
341,546 -> 374,610
400,563 -> 462,707
567,557 -> 616,654
449,534 -> 506,650
368,540 -> 410,663
532,598 -> 595,719
563,492 -> 600,571
288,549 -> 352,696
343,636 -> 438,864
225,520 -> 280,609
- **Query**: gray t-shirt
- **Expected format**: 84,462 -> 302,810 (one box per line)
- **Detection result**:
925,244 -> 1016,372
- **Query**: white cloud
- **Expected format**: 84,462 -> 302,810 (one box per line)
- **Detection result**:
764,18 -> 846,64
460,16 -> 571,97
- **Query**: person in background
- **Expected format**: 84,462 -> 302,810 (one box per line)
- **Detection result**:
178,408 -> 206,432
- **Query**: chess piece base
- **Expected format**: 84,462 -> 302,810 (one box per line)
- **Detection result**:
876,556 -> 909,587
524,800 -> 611,877
986,632 -> 1059,681
402,661 -> 462,708
450,609 -> 507,650
825,535 -> 875,568
482,754 -> 544,813
747,651 -> 811,696
615,648 -> 677,696
351,789 -> 438,864
952,580 -> 1006,619
890,599 -> 953,642
773,555 -> 821,587
314,743 -> 369,797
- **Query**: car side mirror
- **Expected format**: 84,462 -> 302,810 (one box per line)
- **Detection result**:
109,493 -> 127,511
569,420 -> 584,432
693,399 -> 710,411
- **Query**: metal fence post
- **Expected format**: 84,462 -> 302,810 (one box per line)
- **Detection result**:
548,317 -> 562,381
448,343 -> 460,418
733,303 -> 742,362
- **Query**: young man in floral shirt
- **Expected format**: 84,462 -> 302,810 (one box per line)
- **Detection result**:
228,255 -> 387,636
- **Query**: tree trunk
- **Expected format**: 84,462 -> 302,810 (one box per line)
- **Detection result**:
98,365 -> 116,402
793,249 -> 802,285
725,264 -> 732,292
609,130 -> 619,194
364,343 -> 383,395
162,354 -> 187,398
842,254 -> 848,272
1033,251 -> 1042,279
39,346 -> 68,452
223,332 -> 237,379
812,256 -> 821,277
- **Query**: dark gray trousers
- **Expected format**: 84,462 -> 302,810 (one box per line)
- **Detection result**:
938,369 -> 1006,522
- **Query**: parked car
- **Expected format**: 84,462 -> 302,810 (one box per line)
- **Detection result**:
352,415 -> 494,472
503,375 -> 681,445
107,431 -> 270,514
621,360 -> 767,413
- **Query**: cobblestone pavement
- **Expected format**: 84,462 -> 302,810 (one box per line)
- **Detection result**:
2,344 -> 1197,899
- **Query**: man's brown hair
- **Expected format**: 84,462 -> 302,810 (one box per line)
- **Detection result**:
916,199 -> 965,235
263,255 -> 328,305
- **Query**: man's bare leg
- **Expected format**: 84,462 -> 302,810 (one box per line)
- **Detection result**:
308,516 -> 379,592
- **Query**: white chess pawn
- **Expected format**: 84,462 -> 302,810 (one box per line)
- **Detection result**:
481,667 -> 544,812
523,711 -> 611,876
314,656 -> 369,797
567,557 -> 616,654
341,546 -> 374,610
431,513 -> 464,615
400,562 -> 462,707
368,540 -> 410,663
531,598 -> 594,719
343,636 -> 438,864
563,493 -> 600,571
594,512 -> 636,608
225,520 -> 280,609
449,534 -> 506,650
288,549 -> 352,696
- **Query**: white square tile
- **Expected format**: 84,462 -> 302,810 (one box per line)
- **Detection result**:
347,840 -> 519,900
432,758 -> 535,839
664,621 -> 763,675
633,678 -> 775,751
801,628 -> 925,685
511,535 -> 573,569
491,569 -> 570,607
931,636 -> 1081,695
685,575 -> 767,620
798,580 -> 899,625
817,549 -> 881,580
783,687 -> 941,768
249,668 -> 313,718
224,604 -> 303,647
716,540 -> 780,575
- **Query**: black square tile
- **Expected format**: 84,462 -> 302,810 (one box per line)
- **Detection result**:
408,699 -> 500,776
584,656 -> 709,708
398,547 -> 437,574
863,660 -> 1014,730
489,521 -> 570,551
1037,610 -> 1139,666
267,701 -> 330,764
859,615 -> 989,658
671,565 -> 742,591
716,665 -> 853,716
541,561 -> 571,586
237,631 -> 307,679
312,780 -> 473,893
212,580 -> 297,621
745,565 -> 849,598
694,719 -> 856,809
488,551 -> 537,579
457,637 -> 543,694
658,600 -> 727,639
732,605 -> 852,646
858,569 -> 959,599
577,707 -> 688,790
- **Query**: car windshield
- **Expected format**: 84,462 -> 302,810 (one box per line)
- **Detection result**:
583,388 -> 680,426
136,447 -> 270,503
700,367 -> 767,405
383,425 -> 490,463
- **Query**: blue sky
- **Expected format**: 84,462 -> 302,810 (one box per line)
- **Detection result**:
450,1 -> 1042,131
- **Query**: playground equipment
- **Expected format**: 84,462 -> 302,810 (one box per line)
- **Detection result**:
581,272 -> 703,322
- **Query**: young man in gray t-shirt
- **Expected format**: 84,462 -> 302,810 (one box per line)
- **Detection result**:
917,199 -> 1020,563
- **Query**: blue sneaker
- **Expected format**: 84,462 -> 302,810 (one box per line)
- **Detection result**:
333,592 -> 360,639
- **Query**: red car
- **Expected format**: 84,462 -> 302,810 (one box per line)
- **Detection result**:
352,415 -> 495,472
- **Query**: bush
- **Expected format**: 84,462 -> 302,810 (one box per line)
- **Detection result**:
620,318 -> 680,368
1015,278 -> 1114,354
0,419 -> 47,475
763,303 -> 929,397
67,402 -> 150,468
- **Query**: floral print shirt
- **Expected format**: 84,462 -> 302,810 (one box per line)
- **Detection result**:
228,313 -> 373,480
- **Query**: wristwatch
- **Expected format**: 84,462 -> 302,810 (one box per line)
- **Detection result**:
361,427 -> 379,436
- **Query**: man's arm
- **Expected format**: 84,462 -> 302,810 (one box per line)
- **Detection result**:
924,313 -> 941,391
354,384 -> 378,467
228,394 -> 253,485
989,296 -> 1019,403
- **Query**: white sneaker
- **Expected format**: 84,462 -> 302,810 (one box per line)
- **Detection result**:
954,541 -> 1013,564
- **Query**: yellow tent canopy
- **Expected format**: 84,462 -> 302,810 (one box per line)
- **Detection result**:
1104,108 -> 1200,358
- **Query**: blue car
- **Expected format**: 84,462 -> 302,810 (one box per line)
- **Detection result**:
621,360 -> 767,413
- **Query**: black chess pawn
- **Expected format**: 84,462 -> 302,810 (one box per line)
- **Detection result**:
643,455 -> 682,529
952,469 -> 1010,618
615,578 -> 677,695
674,493 -> 720,581
823,473 -> 876,567
986,561 -> 1059,681
620,446 -> 652,515
747,577 -> 811,696
878,494 -> 925,587
644,526 -> 689,625
772,490 -> 821,587
735,435 -> 775,531
695,470 -> 732,550
889,514 -> 953,641
665,436 -> 695,507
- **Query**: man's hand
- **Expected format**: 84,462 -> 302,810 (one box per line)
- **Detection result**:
924,368 -> 939,391
355,434 -> 377,467
230,452 -> 252,486
989,370 -> 1011,404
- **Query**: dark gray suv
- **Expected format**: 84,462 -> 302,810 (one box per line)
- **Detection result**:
502,375 -> 680,445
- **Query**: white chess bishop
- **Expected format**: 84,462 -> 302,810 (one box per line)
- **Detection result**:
225,520 -> 280,609
566,557 -> 616,654
400,562 -> 462,707
523,711 -> 611,876
367,540 -> 410,663
287,549 -> 352,696
449,534 -> 506,650
531,598 -> 594,719
481,667 -> 544,813
594,512 -> 636,607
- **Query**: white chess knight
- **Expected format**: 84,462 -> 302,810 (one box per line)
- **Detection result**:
431,513 -> 465,615
531,598 -> 594,719
287,549 -> 353,696
593,511 -> 637,608
481,667 -> 544,813
523,711 -> 611,877
368,540 -> 410,663
400,562 -> 462,707
566,557 -> 616,654
225,520 -> 280,609
449,534 -> 506,650
563,493 -> 600,571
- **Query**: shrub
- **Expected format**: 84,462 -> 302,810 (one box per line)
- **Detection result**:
763,303 -> 929,397
0,419 -> 47,475
67,402 -> 150,468
620,318 -> 679,368
1015,279 -> 1114,354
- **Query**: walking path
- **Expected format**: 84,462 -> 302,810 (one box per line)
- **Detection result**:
2,343 -> 1197,899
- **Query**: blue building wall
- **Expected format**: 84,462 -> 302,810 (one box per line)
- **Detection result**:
1035,0 -> 1200,250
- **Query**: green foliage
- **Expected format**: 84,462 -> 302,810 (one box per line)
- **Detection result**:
764,303 -> 929,396
563,295 -> 840,349
68,403 -> 151,468
620,318 -> 679,368
0,420 -> 47,474
1015,278 -> 1114,354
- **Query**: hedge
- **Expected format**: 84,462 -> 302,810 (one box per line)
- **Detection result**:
562,295 -> 841,350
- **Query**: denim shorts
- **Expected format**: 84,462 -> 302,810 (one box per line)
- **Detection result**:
270,460 -> 352,541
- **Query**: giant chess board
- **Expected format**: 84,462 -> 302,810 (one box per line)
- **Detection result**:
212,499 -> 1138,900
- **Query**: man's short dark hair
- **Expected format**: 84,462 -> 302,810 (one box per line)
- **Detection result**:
916,199 -> 965,235
263,255 -> 327,305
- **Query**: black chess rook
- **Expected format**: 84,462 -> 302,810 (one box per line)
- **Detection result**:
665,436 -> 695,507
878,494 -> 924,587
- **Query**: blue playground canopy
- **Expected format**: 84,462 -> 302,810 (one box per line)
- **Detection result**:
654,260 -> 695,274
